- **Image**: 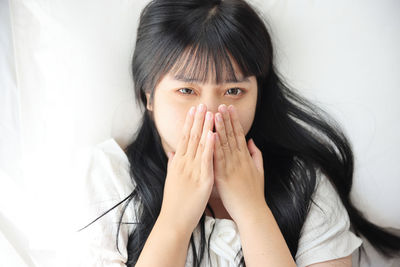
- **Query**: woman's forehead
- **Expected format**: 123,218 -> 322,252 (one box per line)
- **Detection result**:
170,72 -> 251,85
168,61 -> 247,85
166,45 -> 249,85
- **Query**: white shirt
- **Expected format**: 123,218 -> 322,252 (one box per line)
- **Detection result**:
64,138 -> 364,267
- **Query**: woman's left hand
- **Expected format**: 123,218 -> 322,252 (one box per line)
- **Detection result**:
213,104 -> 267,224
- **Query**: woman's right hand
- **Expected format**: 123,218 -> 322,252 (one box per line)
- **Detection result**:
158,103 -> 216,233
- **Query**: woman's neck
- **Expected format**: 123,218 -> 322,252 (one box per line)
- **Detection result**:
205,197 -> 233,220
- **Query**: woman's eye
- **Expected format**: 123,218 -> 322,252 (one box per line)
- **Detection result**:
178,88 -> 195,95
177,87 -> 244,96
226,88 -> 243,96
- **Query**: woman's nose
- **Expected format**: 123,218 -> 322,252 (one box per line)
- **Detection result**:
202,102 -> 225,115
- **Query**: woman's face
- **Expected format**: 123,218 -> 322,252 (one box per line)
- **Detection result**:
145,66 -> 258,158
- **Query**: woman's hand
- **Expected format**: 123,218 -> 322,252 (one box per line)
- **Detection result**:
159,104 -> 216,233
213,104 -> 266,224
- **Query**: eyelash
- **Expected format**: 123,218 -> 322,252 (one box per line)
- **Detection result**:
177,88 -> 245,96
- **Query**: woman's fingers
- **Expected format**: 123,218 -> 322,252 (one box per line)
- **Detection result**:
202,130 -> 215,181
176,103 -> 243,161
196,111 -> 214,159
187,103 -> 206,159
175,106 -> 196,157
227,105 -> 247,152
213,129 -> 225,178
215,111 -> 231,159
219,104 -> 237,151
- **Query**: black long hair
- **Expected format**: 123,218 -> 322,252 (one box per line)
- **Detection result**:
78,0 -> 400,266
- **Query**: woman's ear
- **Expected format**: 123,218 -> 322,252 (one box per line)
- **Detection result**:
145,92 -> 153,111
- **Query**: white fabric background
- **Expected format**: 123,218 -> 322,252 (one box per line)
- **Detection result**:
0,0 -> 399,266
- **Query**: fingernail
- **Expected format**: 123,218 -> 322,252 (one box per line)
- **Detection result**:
205,111 -> 211,120
216,113 -> 222,122
189,106 -> 195,115
220,104 -> 227,113
198,103 -> 204,112
208,130 -> 212,139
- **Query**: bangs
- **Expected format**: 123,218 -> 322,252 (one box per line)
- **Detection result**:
166,43 -> 252,85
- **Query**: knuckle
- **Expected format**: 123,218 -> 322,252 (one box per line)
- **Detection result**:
235,128 -> 244,137
198,141 -> 205,150
190,132 -> 201,142
181,133 -> 189,142
222,142 -> 230,150
233,154 -> 241,165
193,168 -> 201,179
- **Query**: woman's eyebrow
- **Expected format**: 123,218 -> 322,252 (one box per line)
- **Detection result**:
173,74 -> 251,84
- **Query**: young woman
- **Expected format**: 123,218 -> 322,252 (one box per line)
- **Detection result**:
76,0 -> 400,266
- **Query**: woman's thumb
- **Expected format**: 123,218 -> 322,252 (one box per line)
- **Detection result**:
247,139 -> 263,173
167,151 -> 175,166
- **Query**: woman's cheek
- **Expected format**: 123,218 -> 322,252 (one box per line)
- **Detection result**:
237,109 -> 255,136
156,107 -> 187,152
241,118 -> 251,136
